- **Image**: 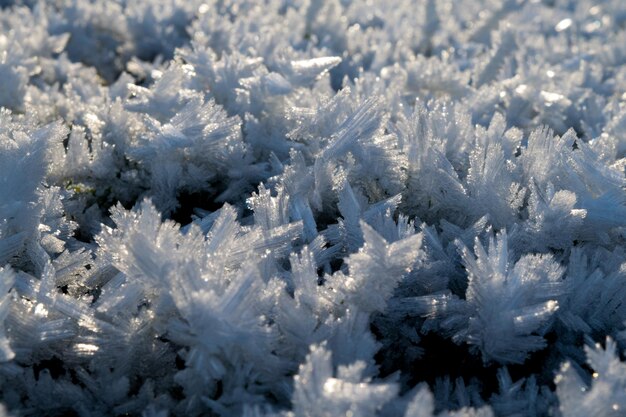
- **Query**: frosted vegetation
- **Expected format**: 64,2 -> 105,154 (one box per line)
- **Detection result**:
1,0 -> 626,415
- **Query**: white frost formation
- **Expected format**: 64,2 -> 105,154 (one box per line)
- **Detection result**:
1,0 -> 626,416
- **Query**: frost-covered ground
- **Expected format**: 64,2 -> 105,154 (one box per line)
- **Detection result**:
1,0 -> 626,415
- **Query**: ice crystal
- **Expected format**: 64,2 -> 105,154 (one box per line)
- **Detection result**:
556,338 -> 626,417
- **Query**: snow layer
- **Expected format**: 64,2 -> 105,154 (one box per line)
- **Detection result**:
1,0 -> 626,416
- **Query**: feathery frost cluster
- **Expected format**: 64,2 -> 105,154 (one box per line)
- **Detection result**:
1,0 -> 626,416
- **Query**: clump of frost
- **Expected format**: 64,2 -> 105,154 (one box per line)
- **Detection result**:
556,338 -> 626,417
